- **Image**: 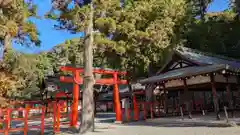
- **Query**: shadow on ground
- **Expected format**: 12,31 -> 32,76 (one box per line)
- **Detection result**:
95,113 -> 116,123
4,112 -> 240,135
124,112 -> 240,128
95,112 -> 240,128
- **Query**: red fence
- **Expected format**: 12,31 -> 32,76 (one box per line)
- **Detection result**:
136,101 -> 161,120
120,101 -> 162,121
0,100 -> 72,135
0,106 -> 45,135
52,101 -> 74,133
132,100 -> 207,121
0,99 -> 208,134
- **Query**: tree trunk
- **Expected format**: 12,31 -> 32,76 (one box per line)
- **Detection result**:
79,2 -> 95,134
2,33 -> 11,60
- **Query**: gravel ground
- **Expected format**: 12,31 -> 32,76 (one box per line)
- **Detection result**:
2,112 -> 240,135
65,112 -> 240,135
67,122 -> 240,135
5,122 -> 240,135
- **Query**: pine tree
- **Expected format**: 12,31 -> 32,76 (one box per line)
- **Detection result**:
0,0 -> 40,59
80,1 -> 95,133
48,0 -> 190,133
50,0 -> 95,133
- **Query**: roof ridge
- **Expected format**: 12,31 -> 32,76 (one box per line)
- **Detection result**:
175,46 -> 240,62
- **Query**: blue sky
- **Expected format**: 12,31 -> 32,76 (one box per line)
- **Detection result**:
13,0 -> 230,53
13,0 -> 83,53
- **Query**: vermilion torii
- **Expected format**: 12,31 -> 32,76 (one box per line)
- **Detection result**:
60,65 -> 127,126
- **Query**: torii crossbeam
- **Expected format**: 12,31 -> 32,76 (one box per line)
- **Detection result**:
60,66 -> 127,126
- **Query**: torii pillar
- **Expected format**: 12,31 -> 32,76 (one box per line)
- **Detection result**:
72,70 -> 80,126
113,72 -> 122,123
60,66 -> 127,126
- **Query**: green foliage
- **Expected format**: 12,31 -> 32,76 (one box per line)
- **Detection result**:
47,0 -> 240,82
0,71 -> 20,98
47,0 -> 191,80
47,37 -> 108,69
2,0 -> 239,99
188,0 -> 213,20
47,38 -> 83,72
0,0 -> 45,99
185,9 -> 240,59
230,0 -> 240,20
0,49 -> 53,99
0,0 -> 40,57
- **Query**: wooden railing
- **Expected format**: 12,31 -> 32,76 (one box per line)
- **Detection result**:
0,101 -> 72,135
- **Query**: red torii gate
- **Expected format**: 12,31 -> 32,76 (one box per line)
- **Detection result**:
60,66 -> 127,126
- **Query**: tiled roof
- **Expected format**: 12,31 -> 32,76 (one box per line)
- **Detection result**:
139,64 -> 229,84
175,46 -> 240,68
141,46 -> 240,84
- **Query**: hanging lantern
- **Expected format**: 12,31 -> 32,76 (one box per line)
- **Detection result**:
222,70 -> 226,74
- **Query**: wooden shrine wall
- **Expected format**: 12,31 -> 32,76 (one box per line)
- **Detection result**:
165,74 -> 238,89
214,73 -> 237,83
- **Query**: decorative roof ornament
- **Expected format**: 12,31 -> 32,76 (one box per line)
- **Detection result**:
132,83 -> 145,90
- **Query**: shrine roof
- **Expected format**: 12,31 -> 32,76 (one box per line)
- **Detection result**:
140,46 -> 240,84
175,46 -> 240,68
139,64 -> 232,84
157,46 -> 240,74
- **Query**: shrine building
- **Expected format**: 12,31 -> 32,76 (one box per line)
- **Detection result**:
139,46 -> 240,119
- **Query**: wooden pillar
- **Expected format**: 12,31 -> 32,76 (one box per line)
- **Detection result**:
71,70 -> 80,126
237,75 -> 240,93
174,96 -> 177,115
203,92 -> 206,111
192,92 -> 195,111
183,79 -> 192,119
171,97 -> 174,114
178,90 -> 181,115
225,76 -> 234,117
163,84 -> 168,115
236,75 -> 240,108
210,73 -> 220,120
113,73 -> 122,122
133,94 -> 138,120
122,98 -> 129,121
145,84 -> 154,116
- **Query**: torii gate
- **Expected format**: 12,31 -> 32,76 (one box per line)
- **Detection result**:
60,66 -> 127,126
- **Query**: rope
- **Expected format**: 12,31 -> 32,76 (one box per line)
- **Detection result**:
73,75 -> 95,85
73,77 -> 82,85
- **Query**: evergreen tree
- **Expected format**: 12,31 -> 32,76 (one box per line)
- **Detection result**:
0,0 -> 40,59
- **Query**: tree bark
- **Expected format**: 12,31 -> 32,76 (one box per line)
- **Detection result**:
79,2 -> 95,134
